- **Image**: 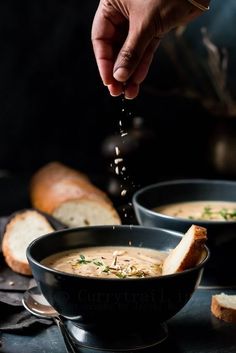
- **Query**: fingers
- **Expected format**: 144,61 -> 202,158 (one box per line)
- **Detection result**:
122,37 -> 160,99
92,1 -> 159,99
108,81 -> 124,97
92,0 -> 205,99
92,13 -> 115,86
113,25 -> 151,83
107,37 -> 159,99
129,37 -> 160,84
123,82 -> 140,100
92,1 -> 126,87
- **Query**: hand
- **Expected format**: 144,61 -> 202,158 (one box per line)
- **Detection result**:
92,0 -> 209,99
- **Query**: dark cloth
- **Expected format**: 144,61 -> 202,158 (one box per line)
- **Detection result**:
0,281 -> 53,332
0,290 -> 52,332
0,215 -> 66,332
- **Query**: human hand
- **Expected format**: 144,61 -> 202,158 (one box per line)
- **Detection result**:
92,0 -> 210,99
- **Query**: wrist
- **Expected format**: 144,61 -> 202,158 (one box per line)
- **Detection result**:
186,0 -> 210,12
197,0 -> 210,6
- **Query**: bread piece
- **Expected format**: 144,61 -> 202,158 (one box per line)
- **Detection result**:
2,210 -> 54,275
211,293 -> 236,323
30,162 -> 121,227
162,224 -> 207,275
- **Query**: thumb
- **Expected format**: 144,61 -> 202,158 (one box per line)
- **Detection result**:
113,25 -> 152,83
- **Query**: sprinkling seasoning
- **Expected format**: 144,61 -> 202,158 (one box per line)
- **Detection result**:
110,93 -> 139,222
115,146 -> 120,156
121,189 -> 127,196
114,158 -> 123,164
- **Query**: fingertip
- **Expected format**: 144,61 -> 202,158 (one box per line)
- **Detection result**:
108,82 -> 123,97
113,67 -> 130,82
124,82 -> 139,99
110,93 -> 122,97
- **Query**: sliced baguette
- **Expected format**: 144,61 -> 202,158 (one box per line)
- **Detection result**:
211,293 -> 236,323
162,224 -> 207,275
2,210 -> 54,275
30,162 -> 121,227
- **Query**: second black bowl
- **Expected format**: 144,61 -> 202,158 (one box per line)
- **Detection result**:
133,179 -> 236,285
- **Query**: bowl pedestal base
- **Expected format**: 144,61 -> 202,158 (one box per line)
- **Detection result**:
65,320 -> 168,352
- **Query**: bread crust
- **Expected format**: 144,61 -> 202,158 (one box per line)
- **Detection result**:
211,295 -> 236,323
2,210 -> 54,276
3,245 -> 32,275
162,225 -> 207,275
30,162 -> 120,224
177,225 -> 207,271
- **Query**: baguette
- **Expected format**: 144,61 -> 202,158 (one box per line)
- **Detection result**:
211,293 -> 236,323
162,224 -> 207,275
2,210 -> 54,275
30,162 -> 121,227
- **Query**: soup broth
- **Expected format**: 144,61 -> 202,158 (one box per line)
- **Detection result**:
42,246 -> 169,279
154,200 -> 236,221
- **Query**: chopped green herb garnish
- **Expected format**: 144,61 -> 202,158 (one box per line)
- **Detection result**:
77,254 -> 91,264
93,260 -> 103,267
102,266 -> 110,273
219,208 -> 236,220
202,206 -> 212,215
200,206 -> 236,221
229,210 -> 236,218
115,272 -> 127,279
219,208 -> 228,220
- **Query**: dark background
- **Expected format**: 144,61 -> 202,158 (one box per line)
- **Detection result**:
0,0 -> 235,201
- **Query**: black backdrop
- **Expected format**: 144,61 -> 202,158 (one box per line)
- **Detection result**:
0,0 -> 235,191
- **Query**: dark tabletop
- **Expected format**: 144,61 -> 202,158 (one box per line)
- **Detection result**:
1,288 -> 236,353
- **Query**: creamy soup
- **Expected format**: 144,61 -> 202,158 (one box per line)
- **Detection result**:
154,200 -> 236,221
42,246 -> 169,279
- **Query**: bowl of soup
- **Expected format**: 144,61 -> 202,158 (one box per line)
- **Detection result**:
27,225 -> 208,351
133,179 -> 236,286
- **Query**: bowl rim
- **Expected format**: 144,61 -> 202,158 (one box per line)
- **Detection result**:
27,224 -> 210,282
133,178 -> 236,225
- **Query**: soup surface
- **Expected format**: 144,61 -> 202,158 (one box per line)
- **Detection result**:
42,246 -> 168,279
154,200 -> 236,221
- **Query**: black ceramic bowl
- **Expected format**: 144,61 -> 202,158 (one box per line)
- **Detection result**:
133,179 -> 236,286
27,225 -> 208,352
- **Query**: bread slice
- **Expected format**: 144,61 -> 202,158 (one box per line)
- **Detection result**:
53,199 -> 121,227
30,162 -> 121,227
2,210 -> 54,275
162,224 -> 207,275
211,293 -> 236,323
